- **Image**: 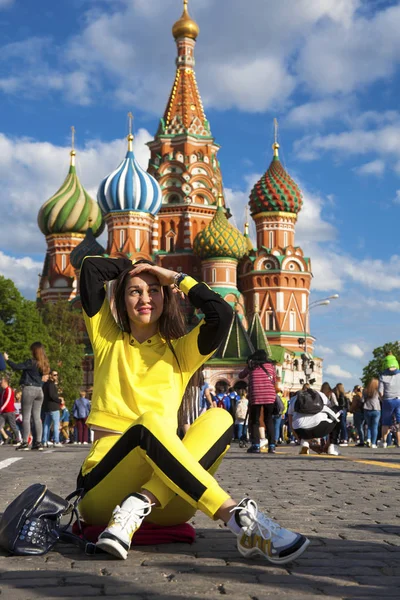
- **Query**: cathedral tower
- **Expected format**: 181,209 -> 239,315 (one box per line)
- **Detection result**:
238,124 -> 313,353
97,116 -> 162,260
37,129 -> 104,303
147,0 -> 225,275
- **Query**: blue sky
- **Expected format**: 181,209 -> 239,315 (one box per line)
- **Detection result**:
1,0 -> 400,387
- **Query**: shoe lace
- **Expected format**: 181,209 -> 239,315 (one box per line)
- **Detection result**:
111,499 -> 153,531
231,499 -> 285,542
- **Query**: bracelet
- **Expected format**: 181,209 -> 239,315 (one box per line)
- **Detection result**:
173,272 -> 188,288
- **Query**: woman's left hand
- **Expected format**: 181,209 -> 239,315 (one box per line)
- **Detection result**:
3,352 -> 8,361
129,263 -> 177,286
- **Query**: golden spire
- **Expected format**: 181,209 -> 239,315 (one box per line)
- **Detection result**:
217,193 -> 224,208
172,0 -> 200,40
272,117 -> 280,157
127,112 -> 134,151
244,205 -> 249,235
70,126 -> 76,167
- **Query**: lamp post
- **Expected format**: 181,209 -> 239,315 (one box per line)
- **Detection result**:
300,294 -> 339,384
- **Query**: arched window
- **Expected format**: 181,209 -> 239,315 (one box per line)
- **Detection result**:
192,220 -> 199,238
119,229 -> 125,249
61,254 -> 66,271
256,277 -> 262,286
269,231 -> 274,248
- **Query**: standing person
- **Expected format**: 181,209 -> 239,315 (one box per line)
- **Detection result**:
42,370 -> 63,448
72,391 -> 91,445
362,378 -> 381,448
239,350 -> 277,454
76,256 -> 309,564
0,376 -> 21,445
3,343 -> 49,451
378,354 -> 400,448
199,374 -> 213,416
60,399 -> 70,443
273,390 -> 287,445
350,385 -> 366,447
334,383 -> 350,446
234,388 -> 249,444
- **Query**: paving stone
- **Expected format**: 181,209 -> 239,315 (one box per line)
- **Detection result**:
0,443 -> 399,599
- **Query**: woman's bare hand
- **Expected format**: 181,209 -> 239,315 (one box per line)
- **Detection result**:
129,263 -> 177,286
3,352 -> 8,361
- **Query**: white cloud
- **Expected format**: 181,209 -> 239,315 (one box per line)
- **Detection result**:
393,190 -> 400,205
0,0 -> 390,115
0,0 -> 14,7
294,117 -> 400,166
354,159 -> 385,176
340,343 -> 364,359
364,298 -> 400,313
0,252 -> 43,296
296,3 -> 400,95
286,99 -> 351,127
325,364 -> 354,379
315,344 -> 334,356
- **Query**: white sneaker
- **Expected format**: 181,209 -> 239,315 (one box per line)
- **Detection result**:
233,498 -> 309,564
327,444 -> 340,456
96,494 -> 153,559
299,441 -> 309,455
53,442 -> 63,448
339,441 -> 348,447
378,441 -> 387,448
259,438 -> 268,449
365,439 -> 371,448
371,444 -> 378,449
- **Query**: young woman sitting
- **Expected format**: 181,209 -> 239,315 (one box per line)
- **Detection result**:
76,257 -> 310,564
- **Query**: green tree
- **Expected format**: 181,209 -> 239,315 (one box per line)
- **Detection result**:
0,277 -> 50,388
362,341 -> 400,385
41,299 -> 85,408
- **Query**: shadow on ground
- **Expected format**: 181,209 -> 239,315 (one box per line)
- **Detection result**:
0,532 -> 399,599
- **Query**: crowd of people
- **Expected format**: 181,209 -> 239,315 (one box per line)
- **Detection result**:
0,345 -> 92,450
203,352 -> 400,457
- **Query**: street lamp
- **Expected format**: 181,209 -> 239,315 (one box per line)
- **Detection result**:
300,294 -> 340,383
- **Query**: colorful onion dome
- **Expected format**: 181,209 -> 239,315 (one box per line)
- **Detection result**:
38,150 -> 104,236
70,227 -> 106,270
98,134 -> 162,215
193,196 -> 247,260
249,143 -> 303,215
172,0 -> 199,40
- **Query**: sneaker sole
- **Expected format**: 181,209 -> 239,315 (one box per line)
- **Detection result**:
238,536 -> 310,565
96,537 -> 128,560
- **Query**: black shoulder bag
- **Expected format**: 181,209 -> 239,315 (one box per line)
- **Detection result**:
0,483 -> 95,556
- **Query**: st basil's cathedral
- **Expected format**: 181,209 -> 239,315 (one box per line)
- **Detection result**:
37,1 -> 323,392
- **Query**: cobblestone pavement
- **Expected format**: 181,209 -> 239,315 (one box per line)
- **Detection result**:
0,442 -> 399,599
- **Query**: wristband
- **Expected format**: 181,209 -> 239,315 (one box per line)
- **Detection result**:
173,272 -> 188,287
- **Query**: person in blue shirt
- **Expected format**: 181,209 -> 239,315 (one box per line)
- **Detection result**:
72,391 -> 91,444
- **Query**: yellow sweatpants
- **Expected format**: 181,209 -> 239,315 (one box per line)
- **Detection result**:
78,408 -> 233,526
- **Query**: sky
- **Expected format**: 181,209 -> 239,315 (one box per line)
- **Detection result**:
1,0 -> 400,387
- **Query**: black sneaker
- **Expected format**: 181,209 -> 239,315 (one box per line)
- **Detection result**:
31,443 -> 44,451
247,445 -> 260,454
16,442 -> 30,451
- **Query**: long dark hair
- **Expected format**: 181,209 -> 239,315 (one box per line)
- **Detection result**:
30,342 -> 50,376
113,259 -> 186,342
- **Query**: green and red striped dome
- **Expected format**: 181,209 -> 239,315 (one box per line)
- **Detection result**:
249,144 -> 303,215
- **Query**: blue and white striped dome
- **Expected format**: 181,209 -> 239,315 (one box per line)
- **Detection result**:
97,135 -> 162,215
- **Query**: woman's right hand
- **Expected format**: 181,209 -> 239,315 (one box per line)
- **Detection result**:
3,352 -> 8,361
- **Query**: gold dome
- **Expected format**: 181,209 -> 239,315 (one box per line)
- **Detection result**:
172,0 -> 199,40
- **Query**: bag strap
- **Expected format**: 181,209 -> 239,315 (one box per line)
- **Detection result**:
258,363 -> 275,383
59,488 -> 98,555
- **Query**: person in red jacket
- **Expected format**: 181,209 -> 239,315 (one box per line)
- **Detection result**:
0,376 -> 21,445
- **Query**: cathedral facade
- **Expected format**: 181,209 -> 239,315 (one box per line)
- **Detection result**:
37,1 -> 323,393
